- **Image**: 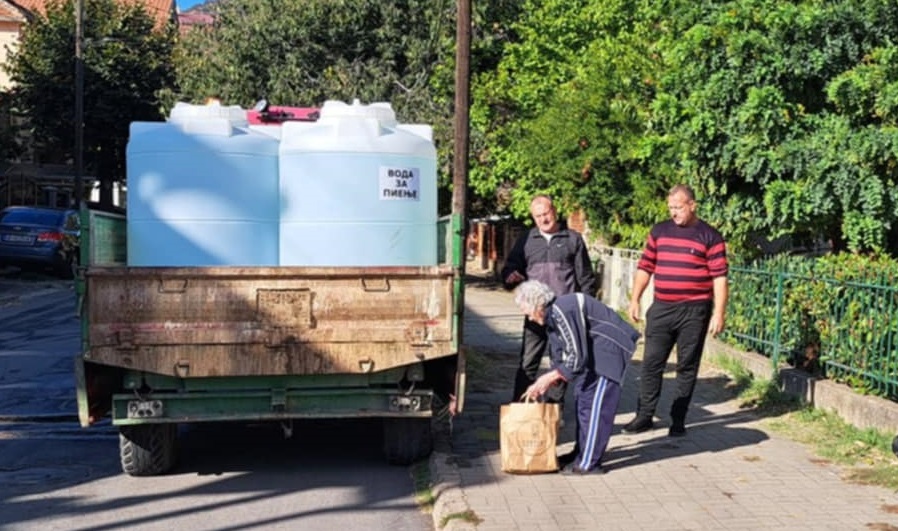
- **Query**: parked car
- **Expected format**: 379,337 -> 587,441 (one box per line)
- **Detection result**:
0,206 -> 80,278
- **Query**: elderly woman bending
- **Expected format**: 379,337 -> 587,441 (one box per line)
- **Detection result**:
515,280 -> 641,474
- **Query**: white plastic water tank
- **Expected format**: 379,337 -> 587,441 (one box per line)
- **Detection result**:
279,99 -> 438,266
126,101 -> 281,266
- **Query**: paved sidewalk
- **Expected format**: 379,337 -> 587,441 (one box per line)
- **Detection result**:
429,274 -> 898,531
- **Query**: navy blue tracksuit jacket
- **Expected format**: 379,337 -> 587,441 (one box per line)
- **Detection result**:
545,293 -> 641,470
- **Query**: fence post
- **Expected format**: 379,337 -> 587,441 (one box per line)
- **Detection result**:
771,272 -> 785,373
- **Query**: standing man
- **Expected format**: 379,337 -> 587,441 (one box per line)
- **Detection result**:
623,184 -> 728,437
516,280 -> 641,475
501,194 -> 596,404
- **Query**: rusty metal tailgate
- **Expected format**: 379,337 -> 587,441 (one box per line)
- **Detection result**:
84,266 -> 456,378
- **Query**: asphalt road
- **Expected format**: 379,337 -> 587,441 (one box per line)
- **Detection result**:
0,275 -> 433,531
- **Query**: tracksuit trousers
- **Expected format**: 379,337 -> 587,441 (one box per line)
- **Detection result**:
571,372 -> 621,471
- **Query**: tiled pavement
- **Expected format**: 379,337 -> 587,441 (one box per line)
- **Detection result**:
429,273 -> 898,531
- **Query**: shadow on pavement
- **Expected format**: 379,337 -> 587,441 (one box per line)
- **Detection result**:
454,271 -> 772,474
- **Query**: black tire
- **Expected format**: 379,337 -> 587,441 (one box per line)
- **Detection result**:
119,424 -> 178,476
382,417 -> 433,465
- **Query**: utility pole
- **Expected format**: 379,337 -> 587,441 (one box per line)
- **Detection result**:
451,0 -> 472,413
452,0 -> 471,230
74,0 -> 84,207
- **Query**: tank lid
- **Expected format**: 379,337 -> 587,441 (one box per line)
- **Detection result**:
169,100 -> 248,127
318,99 -> 398,126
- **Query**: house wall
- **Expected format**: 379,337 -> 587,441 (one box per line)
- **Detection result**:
0,20 -> 21,90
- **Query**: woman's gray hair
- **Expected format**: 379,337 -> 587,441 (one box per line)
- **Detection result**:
514,280 -> 556,314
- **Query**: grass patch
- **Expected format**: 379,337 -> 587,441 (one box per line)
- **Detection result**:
439,510 -> 483,529
765,407 -> 898,489
709,354 -> 753,389
708,354 -> 800,415
708,355 -> 898,490
411,461 -> 436,512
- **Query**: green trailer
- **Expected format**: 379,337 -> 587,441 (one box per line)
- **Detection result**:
74,208 -> 466,476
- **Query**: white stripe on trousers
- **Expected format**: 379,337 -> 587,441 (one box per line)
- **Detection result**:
577,375 -> 608,469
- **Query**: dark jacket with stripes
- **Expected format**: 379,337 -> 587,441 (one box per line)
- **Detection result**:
545,293 -> 641,384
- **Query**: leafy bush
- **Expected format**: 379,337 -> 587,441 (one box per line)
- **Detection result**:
727,252 -> 898,399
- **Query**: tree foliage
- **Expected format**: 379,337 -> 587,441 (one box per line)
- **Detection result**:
648,0 -> 898,257
3,0 -> 175,205
468,0 -> 898,258
11,0 -> 898,254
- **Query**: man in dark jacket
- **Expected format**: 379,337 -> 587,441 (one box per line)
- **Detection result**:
516,280 -> 640,475
501,195 -> 596,403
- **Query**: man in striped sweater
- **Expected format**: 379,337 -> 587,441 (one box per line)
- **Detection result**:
623,184 -> 728,437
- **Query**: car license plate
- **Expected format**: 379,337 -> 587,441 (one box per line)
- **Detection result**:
1,234 -> 34,243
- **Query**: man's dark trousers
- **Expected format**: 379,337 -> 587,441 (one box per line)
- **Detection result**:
512,317 -> 566,403
638,300 -> 712,423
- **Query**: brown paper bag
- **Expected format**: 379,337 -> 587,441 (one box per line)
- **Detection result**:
499,400 -> 560,474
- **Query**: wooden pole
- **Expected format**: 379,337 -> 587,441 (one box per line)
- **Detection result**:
74,0 -> 84,207
451,0 -> 472,414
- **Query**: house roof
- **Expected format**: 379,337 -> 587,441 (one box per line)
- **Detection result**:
179,11 -> 212,25
0,0 -> 28,22
10,0 -> 174,29
7,0 -> 41,13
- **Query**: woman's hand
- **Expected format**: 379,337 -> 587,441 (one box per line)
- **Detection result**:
522,370 -> 562,400
523,383 -> 543,401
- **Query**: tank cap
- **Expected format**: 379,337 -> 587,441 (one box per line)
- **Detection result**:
169,100 -> 248,127
318,99 -> 397,126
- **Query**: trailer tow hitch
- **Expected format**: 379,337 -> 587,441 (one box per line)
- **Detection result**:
280,420 -> 294,439
126,387 -> 164,419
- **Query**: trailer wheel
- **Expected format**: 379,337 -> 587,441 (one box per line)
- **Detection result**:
382,418 -> 433,465
120,424 -> 178,476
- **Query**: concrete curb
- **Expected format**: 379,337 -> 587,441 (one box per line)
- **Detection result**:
428,450 -> 476,531
708,337 -> 898,434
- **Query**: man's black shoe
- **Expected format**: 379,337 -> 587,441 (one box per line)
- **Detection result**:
668,422 -> 687,437
557,450 -> 578,467
561,464 -> 605,475
622,416 -> 653,434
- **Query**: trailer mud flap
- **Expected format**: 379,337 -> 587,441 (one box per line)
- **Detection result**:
454,346 -> 467,414
75,356 -> 118,427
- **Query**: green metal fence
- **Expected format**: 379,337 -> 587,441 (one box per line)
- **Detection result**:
726,266 -> 898,400
596,246 -> 898,401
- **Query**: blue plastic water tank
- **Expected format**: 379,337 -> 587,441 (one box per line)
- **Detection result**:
279,100 -> 438,266
126,102 -> 281,266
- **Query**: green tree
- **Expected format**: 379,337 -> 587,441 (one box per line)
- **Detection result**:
470,0 -> 688,243
471,0 -> 601,217
3,0 -> 175,206
0,91 -> 23,162
467,0 -> 898,257
649,0 -> 898,257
